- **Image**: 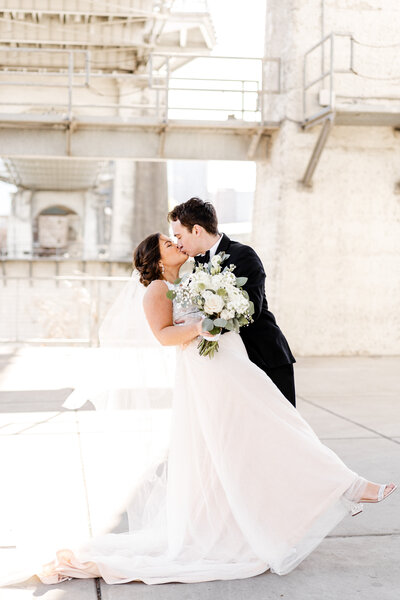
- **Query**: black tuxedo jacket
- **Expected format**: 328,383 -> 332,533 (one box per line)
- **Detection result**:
195,233 -> 295,371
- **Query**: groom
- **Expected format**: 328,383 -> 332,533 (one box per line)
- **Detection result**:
168,197 -> 297,408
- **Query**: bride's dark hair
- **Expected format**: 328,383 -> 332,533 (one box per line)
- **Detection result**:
133,233 -> 163,287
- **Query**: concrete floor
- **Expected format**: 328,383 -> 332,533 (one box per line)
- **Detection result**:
0,346 -> 399,599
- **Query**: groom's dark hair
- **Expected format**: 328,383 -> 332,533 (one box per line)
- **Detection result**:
168,197 -> 219,235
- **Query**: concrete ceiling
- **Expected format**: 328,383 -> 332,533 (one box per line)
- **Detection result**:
1,158 -> 111,190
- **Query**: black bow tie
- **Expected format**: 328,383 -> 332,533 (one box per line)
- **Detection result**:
197,250 -> 210,262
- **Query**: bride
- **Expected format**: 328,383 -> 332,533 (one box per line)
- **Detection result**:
3,232 -> 397,586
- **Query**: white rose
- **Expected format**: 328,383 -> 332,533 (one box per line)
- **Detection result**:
209,273 -> 224,291
196,271 -> 211,285
229,293 -> 247,312
190,271 -> 211,292
203,292 -> 224,315
227,287 -> 240,302
221,308 -> 235,320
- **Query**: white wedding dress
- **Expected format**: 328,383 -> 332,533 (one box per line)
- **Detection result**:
2,281 -> 369,586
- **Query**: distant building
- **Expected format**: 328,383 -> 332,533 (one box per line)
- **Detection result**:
168,161 -> 208,208
168,162 -> 254,240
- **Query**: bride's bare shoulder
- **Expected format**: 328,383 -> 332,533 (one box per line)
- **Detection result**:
143,280 -> 172,325
143,279 -> 170,303
146,279 -> 169,291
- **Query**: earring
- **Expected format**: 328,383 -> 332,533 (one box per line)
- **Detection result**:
160,263 -> 165,274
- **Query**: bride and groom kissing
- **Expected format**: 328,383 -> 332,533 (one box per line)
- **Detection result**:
2,197 -> 396,587
165,196 -> 296,406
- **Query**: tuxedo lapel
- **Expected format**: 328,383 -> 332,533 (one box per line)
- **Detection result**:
216,233 -> 231,265
217,233 -> 231,255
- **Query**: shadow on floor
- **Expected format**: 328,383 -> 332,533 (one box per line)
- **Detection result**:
0,389 -> 95,412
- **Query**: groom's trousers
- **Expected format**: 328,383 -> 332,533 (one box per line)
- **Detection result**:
265,364 -> 296,408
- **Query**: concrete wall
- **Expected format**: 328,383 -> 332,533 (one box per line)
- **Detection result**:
253,0 -> 400,356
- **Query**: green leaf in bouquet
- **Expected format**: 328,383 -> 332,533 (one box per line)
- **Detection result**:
233,318 -> 240,333
202,318 -> 214,332
236,276 -> 248,287
166,290 -> 176,300
210,326 -> 222,335
238,315 -> 248,326
214,318 -> 227,328
173,277 -> 182,285
242,289 -> 249,300
248,301 -> 255,316
224,319 -> 234,331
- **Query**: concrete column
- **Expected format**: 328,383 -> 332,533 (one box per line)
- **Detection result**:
7,189 -> 32,258
83,190 -> 99,260
111,160 -> 135,260
133,162 -> 169,246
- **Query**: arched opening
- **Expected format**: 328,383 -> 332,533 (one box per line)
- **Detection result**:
34,205 -> 81,257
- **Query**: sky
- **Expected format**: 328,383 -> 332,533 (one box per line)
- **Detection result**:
208,0 -> 266,57
204,0 -> 266,195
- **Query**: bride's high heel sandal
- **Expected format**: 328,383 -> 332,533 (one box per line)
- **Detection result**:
351,482 -> 397,517
361,482 -> 397,503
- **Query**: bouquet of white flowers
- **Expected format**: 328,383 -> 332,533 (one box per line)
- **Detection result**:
166,251 -> 255,358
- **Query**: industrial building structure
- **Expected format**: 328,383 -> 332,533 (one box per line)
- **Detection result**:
0,0 -> 399,356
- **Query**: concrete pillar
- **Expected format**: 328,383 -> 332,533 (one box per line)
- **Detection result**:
83,190 -> 99,260
253,0 -> 400,356
111,160 -> 135,260
133,162 -> 169,246
7,189 -> 32,258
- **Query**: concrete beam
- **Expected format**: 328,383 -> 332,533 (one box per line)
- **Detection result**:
0,115 -> 279,161
335,104 -> 400,127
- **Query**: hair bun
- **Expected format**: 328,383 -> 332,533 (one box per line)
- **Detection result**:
132,233 -> 162,287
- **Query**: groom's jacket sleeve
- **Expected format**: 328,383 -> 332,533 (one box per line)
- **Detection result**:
232,246 -> 266,321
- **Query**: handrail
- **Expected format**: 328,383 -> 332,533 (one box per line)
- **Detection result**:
0,47 -> 281,124
303,32 -> 335,124
303,31 -> 400,125
303,32 -> 358,123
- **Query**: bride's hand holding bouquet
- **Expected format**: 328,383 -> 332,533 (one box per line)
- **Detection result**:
167,251 -> 255,358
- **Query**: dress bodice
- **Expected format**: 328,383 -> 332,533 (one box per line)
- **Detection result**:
165,280 -> 201,324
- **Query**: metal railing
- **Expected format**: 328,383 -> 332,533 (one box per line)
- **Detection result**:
0,275 -> 130,346
303,31 -> 400,126
303,32 -> 336,125
0,242 -> 132,262
0,47 -> 281,124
